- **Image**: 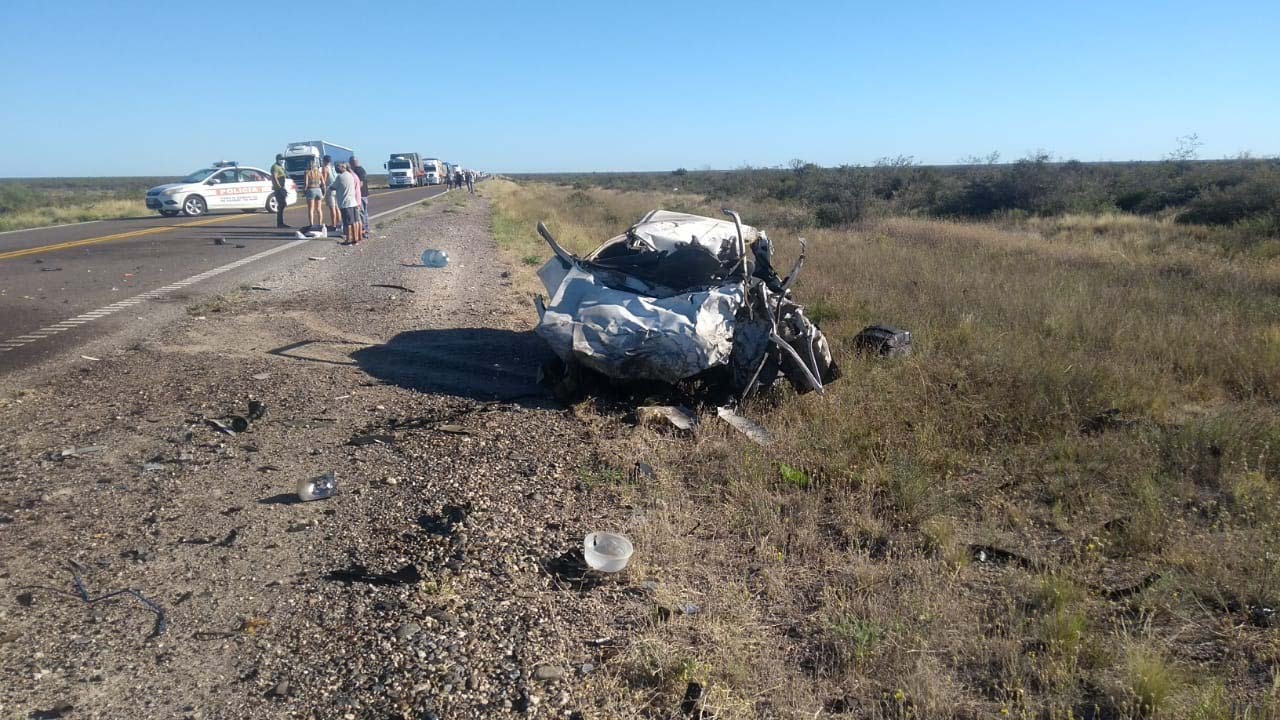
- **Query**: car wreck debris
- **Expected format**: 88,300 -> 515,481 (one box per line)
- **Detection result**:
853,325 -> 912,357
297,471 -> 337,501
532,209 -> 840,398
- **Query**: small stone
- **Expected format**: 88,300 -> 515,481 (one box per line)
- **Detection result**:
579,663 -> 595,674
272,680 -> 290,698
396,622 -> 421,642
533,665 -> 564,682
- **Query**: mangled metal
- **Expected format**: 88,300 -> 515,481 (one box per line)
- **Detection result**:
533,209 -> 840,398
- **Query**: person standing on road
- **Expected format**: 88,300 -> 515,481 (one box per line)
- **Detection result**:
304,158 -> 326,229
350,156 -> 370,240
465,170 -> 475,194
330,163 -> 362,245
270,154 -> 290,229
322,155 -> 341,232
348,161 -> 365,244
454,169 -> 464,189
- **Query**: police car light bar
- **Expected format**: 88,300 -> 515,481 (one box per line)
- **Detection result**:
213,160 -> 239,167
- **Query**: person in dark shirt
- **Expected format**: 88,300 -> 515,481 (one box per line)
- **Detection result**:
350,156 -> 370,238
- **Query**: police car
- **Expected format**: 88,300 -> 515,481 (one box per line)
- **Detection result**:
144,162 -> 297,217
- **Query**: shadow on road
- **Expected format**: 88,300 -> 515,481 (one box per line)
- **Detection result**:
351,327 -> 553,405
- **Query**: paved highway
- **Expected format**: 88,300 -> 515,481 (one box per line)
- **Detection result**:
0,184 -> 449,379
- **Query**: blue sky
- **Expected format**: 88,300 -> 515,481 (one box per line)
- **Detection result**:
1,0 -> 1276,176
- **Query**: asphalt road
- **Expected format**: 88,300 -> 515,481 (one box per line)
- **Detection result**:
0,183 -> 451,380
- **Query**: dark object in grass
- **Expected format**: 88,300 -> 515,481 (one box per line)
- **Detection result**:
853,325 -> 912,358
371,284 -> 415,293
969,543 -> 1038,568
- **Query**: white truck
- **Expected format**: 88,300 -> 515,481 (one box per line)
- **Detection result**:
422,158 -> 445,185
385,153 -> 424,187
282,140 -> 354,188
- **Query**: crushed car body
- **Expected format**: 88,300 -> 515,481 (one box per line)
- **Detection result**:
532,209 -> 840,398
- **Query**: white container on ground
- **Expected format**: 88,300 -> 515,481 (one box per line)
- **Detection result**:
583,532 -> 633,573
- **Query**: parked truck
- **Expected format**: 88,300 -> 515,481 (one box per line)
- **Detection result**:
422,158 -> 445,185
385,153 -> 424,187
282,140 -> 354,188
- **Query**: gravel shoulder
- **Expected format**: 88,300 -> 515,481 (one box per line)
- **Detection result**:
0,192 -> 661,719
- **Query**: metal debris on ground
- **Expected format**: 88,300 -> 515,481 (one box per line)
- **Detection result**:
251,373 -> 271,380
80,355 -> 101,361
715,406 -> 772,446
205,418 -> 236,436
371,284 -> 415,293
53,445 -> 106,460
636,405 -> 697,431
532,209 -> 841,399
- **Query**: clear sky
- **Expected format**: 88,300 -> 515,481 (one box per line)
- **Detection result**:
2,0 -> 1276,177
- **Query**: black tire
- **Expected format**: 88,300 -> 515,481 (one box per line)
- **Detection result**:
182,195 -> 207,217
159,210 -> 179,217
265,194 -> 280,214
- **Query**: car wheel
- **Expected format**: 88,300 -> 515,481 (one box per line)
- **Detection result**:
159,210 -> 179,217
265,194 -> 280,214
182,195 -> 207,216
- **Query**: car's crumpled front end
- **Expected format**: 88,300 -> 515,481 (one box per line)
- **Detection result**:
533,209 -> 840,399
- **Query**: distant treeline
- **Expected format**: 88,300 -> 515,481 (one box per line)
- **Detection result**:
512,155 -> 1280,237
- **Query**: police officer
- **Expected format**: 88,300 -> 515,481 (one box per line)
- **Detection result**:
270,154 -> 290,229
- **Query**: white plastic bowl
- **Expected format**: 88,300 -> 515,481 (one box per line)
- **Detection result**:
583,532 -> 633,573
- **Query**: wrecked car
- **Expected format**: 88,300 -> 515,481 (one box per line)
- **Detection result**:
532,209 -> 840,399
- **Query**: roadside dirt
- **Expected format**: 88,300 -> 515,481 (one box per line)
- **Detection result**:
0,193 -> 661,719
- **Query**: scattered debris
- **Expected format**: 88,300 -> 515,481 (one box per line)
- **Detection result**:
297,471 -> 336,501
970,544 -> 1038,569
140,462 -> 166,472
583,532 -> 633,573
307,256 -> 327,261
249,285 -> 275,291
80,355 -> 101,361
532,210 -> 840,399
214,236 -> 226,246
348,433 -> 395,447
420,249 -> 449,268
371,284 -> 415,293
251,372 -> 271,381
30,700 -> 74,719
852,325 -> 912,357
39,266 -> 63,272
636,405 -> 697,431
247,400 -> 267,420
715,406 -> 772,446
205,418 -> 236,436
19,566 -> 166,638
53,445 -> 106,460
324,562 -> 423,586
228,415 -> 250,433
533,665 -> 565,682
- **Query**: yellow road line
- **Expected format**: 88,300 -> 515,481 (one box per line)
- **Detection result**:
0,186 -> 429,262
0,213 -> 245,262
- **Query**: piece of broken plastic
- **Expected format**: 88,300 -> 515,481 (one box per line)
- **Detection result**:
420,249 -> 449,268
297,471 -> 336,502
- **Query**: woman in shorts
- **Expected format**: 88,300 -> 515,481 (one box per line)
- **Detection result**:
304,159 -> 325,229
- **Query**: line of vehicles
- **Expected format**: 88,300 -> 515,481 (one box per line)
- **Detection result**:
144,139 -> 480,218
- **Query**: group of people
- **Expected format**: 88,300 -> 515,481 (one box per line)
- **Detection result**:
270,153 -> 370,245
445,169 -> 476,193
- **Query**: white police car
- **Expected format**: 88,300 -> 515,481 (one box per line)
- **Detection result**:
145,162 -> 296,217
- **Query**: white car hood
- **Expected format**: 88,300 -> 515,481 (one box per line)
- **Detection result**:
148,182 -> 190,194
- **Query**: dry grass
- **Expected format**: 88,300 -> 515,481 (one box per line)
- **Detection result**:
0,198 -> 146,232
489,179 -> 1280,719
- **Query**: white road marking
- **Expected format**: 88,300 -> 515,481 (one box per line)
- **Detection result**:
1,238 -> 309,354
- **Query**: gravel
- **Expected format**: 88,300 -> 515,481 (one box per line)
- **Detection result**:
0,191 -> 652,719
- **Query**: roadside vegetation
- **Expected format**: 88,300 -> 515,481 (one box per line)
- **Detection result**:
511,150 -> 1280,258
0,177 -> 164,231
489,176 -> 1280,718
0,174 -> 396,232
